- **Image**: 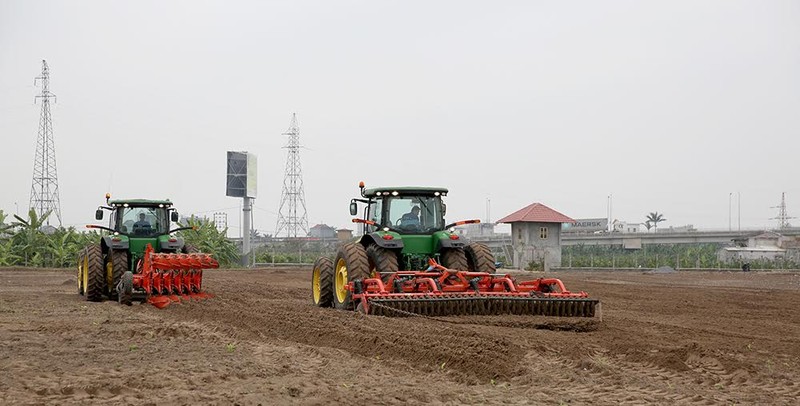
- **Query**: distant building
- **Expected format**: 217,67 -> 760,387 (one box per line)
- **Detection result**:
718,231 -> 799,263
454,222 -> 496,237
655,224 -> 696,233
336,228 -> 353,241
611,220 -> 641,233
497,202 -> 574,271
308,224 -> 336,239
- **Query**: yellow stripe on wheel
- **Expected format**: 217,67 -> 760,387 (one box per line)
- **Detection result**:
335,258 -> 348,304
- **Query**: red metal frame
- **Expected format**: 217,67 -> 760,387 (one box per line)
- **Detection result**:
133,244 -> 219,308
351,258 -> 590,315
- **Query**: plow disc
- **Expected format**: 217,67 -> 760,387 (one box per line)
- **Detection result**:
351,259 -> 599,318
133,244 -> 219,308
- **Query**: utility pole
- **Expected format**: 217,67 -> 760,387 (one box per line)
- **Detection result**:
275,113 -> 309,238
737,192 -> 741,231
728,192 -> 732,231
29,60 -> 62,226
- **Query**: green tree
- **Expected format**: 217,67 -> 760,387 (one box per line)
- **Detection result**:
10,209 -> 51,266
177,216 -> 239,267
646,212 -> 666,232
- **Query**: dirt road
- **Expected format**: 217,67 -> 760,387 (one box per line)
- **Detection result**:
1,267 -> 799,405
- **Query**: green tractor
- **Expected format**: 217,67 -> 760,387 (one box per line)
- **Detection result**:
312,182 -> 496,310
77,194 -> 199,304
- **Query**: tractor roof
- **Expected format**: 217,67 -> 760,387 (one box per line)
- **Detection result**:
363,186 -> 448,197
108,199 -> 173,207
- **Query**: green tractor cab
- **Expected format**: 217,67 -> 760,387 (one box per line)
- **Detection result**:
78,194 -> 198,303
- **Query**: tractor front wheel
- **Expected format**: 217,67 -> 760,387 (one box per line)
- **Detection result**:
441,248 -> 468,272
311,257 -> 334,307
465,242 -> 496,274
333,243 -> 369,311
366,244 -> 398,281
105,250 -> 128,299
117,271 -> 133,306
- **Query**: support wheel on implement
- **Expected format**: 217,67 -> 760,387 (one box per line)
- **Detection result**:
105,249 -> 128,299
311,257 -> 334,307
333,243 -> 370,311
465,242 -> 496,274
117,271 -> 133,306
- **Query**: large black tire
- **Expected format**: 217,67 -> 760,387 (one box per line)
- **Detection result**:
332,243 -> 370,311
311,257 -> 334,307
465,242 -> 496,274
441,248 -> 468,271
83,244 -> 105,302
117,271 -> 133,306
105,249 -> 128,299
366,244 -> 399,281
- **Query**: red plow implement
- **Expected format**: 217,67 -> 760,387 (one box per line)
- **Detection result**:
351,259 -> 598,318
133,244 -> 219,308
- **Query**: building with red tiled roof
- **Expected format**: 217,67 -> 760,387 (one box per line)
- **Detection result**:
498,203 -> 574,271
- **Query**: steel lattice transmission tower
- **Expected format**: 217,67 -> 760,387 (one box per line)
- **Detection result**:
275,113 -> 309,237
29,60 -> 62,226
771,192 -> 795,230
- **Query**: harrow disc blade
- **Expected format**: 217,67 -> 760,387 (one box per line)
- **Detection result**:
367,297 -> 599,318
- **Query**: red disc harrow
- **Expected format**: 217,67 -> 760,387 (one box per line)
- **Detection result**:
351,259 -> 598,317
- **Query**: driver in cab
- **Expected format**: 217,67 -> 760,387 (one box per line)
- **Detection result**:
133,213 -> 151,233
400,206 -> 421,227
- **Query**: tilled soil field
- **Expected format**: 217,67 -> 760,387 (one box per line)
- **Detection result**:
1,267 -> 799,405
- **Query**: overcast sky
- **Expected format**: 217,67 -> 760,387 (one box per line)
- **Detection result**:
1,0 -> 799,236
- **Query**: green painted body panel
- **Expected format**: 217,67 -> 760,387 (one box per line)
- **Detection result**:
125,235 -> 172,272
399,235 -> 434,255
372,229 -> 457,255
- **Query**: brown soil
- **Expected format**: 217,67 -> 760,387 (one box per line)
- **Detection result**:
1,267 -> 799,405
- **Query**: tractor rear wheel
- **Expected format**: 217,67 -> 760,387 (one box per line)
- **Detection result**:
366,244 -> 398,281
105,249 -> 128,299
441,248 -> 468,271
465,242 -> 496,274
333,243 -> 370,311
82,245 -> 105,302
311,257 -> 334,307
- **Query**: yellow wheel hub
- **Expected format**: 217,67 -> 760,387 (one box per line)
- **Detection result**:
77,259 -> 83,292
335,258 -> 348,303
312,267 -> 321,304
106,259 -> 114,291
81,255 -> 88,295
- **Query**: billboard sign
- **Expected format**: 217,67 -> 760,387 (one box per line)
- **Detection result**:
226,151 -> 257,198
562,217 -> 607,233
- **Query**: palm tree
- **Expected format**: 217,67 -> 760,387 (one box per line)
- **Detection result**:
645,212 -> 666,232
